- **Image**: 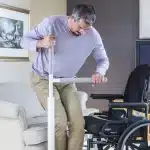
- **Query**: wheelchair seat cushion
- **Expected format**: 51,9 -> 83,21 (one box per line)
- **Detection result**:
84,115 -> 144,136
108,109 -> 127,120
84,109 -> 127,135
84,116 -> 106,135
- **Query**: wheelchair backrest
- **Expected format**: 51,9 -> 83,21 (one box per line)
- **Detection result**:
123,64 -> 150,103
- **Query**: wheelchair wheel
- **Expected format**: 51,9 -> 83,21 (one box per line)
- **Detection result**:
97,138 -> 117,150
117,120 -> 150,150
97,144 -> 116,150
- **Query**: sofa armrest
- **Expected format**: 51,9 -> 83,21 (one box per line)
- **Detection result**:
75,91 -> 100,116
0,100 -> 28,130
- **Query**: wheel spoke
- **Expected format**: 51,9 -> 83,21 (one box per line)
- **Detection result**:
116,120 -> 150,150
129,143 -> 140,150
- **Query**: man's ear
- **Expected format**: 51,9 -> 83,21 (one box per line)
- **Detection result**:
70,15 -> 74,20
71,14 -> 78,22
71,16 -> 76,23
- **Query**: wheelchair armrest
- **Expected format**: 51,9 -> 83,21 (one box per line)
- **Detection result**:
90,94 -> 124,101
93,111 -> 108,116
109,102 -> 148,109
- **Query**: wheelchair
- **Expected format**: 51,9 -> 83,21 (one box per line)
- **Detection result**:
84,64 -> 150,150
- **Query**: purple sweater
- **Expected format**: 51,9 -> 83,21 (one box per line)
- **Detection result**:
20,15 -> 109,78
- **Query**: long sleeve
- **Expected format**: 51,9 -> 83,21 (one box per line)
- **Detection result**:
20,17 -> 53,51
92,34 -> 109,76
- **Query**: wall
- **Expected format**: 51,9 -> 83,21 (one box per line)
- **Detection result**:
30,0 -> 66,27
0,0 -> 66,83
0,0 -> 31,83
29,0 -> 66,61
0,0 -> 30,10
139,0 -> 150,39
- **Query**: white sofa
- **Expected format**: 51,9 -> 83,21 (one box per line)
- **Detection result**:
0,82 -> 98,150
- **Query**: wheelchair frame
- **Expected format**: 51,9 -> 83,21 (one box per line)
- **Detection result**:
85,94 -> 150,150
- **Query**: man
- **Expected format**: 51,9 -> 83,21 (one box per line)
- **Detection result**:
20,4 -> 109,150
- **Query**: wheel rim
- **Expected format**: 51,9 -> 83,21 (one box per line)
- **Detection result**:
120,122 -> 150,150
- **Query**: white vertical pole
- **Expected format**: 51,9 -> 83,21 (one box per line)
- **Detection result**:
48,46 -> 55,150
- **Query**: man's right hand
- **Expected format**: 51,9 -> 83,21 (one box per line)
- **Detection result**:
37,36 -> 56,49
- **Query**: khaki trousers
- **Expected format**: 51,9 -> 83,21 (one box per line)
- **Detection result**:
30,72 -> 85,150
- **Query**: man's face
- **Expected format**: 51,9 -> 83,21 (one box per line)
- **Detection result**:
69,18 -> 91,36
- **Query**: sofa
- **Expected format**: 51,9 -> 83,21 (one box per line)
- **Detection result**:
0,82 -> 99,150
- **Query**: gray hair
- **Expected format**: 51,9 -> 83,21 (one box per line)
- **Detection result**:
71,4 -> 96,25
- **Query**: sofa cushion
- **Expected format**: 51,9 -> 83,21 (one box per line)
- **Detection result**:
27,116 -> 47,126
24,117 -> 47,145
25,142 -> 47,150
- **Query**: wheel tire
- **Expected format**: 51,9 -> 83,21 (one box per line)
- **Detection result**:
116,120 -> 150,150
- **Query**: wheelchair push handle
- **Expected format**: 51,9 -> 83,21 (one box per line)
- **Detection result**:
53,77 -> 108,83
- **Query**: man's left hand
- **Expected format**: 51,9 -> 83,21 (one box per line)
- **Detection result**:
91,73 -> 105,87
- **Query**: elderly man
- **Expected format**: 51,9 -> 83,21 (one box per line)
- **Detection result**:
20,4 -> 109,150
